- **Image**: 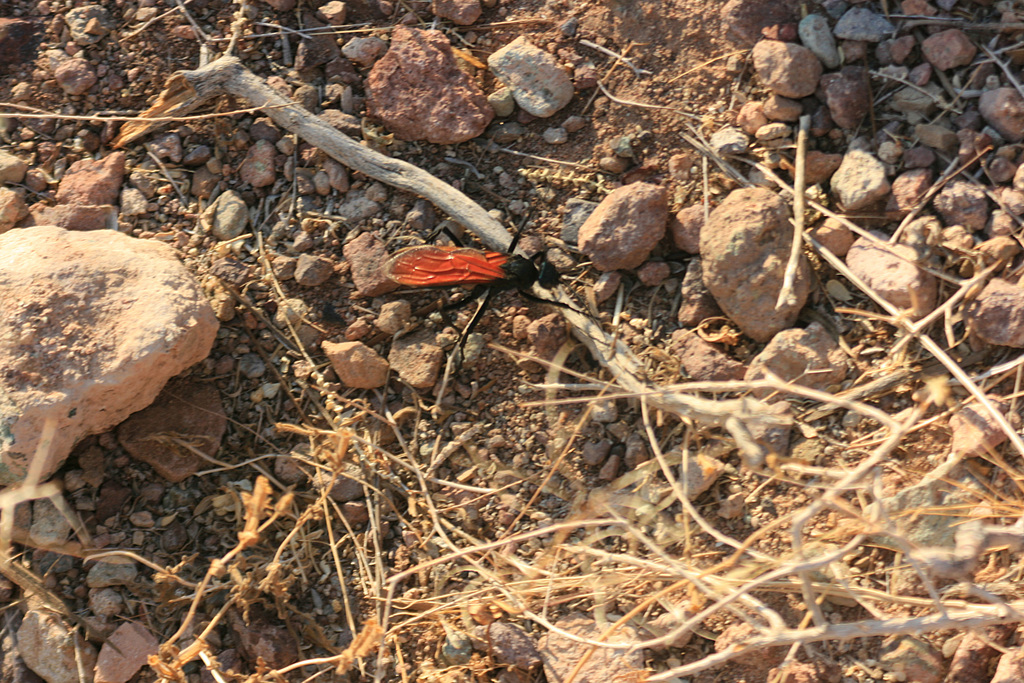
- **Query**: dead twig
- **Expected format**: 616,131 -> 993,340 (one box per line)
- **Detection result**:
776,114 -> 809,309
578,39 -> 653,78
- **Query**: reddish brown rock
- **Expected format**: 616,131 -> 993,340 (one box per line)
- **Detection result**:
54,57 -> 97,95
527,312 -> 567,360
714,622 -> 785,674
780,150 -> 842,185
677,260 -> 722,326
820,66 -> 870,129
262,0 -> 297,12
24,203 -> 117,231
763,93 -> 802,121
55,152 -> 125,206
745,323 -> 847,397
539,612 -> 644,683
846,236 -> 937,319
992,648 -> 1024,682
958,129 -> 993,169
808,218 -> 854,257
886,168 -> 933,218
592,270 -> 621,304
966,278 -> 1024,347
934,179 -> 989,231
323,158 -> 350,192
0,149 -> 27,184
471,621 -> 540,669
700,187 -> 809,342
878,636 -> 944,683
637,260 -> 670,287
345,232 -> 400,296
987,155 -> 1017,184
17,611 -> 97,683
191,166 -> 219,198
433,0 -> 481,25
670,204 -> 703,254
669,330 -> 747,382
976,235 -> 1021,267
312,463 -> 364,502
342,35 -> 387,67
367,26 -> 493,144
388,332 -> 443,389
889,34 -> 916,65
323,340 -> 389,389
578,183 -> 668,271
341,500 -> 369,525
317,1 -> 347,25
94,622 -> 159,683
736,101 -> 768,134
921,28 -> 976,71
228,605 -> 299,669
980,88 -> 1024,142
0,18 -> 39,72
295,18 -> 340,70
720,0 -> 799,47
238,139 -> 277,188
0,187 -> 28,233
148,132 -> 182,164
751,40 -> 823,99
293,253 -> 334,287
904,146 -> 936,169
375,300 -> 411,335
946,625 -> 1014,683
0,226 -> 218,484
118,378 -> 227,483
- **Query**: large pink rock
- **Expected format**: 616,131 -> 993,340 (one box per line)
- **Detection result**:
751,40 -> 822,99
54,151 -> 125,206
577,183 -> 668,271
845,235 -> 938,319
0,226 -> 218,483
700,187 -> 809,342
367,26 -> 493,144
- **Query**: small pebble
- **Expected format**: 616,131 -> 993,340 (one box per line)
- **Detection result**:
542,127 -> 568,144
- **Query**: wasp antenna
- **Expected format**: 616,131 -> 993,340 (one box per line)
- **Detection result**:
507,227 -> 523,253
507,213 -> 533,253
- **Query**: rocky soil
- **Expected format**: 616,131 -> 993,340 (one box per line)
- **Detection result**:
6,0 -> 1024,682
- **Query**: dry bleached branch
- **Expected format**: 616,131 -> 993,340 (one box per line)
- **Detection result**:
116,54 -> 793,458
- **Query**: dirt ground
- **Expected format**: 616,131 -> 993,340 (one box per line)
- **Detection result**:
6,0 -> 1024,681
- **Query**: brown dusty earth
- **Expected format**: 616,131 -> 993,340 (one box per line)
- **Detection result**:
7,0 -> 1024,682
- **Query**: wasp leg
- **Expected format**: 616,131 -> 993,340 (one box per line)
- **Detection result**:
448,288 -> 493,371
458,288 -> 493,345
518,289 -> 585,314
426,224 -> 465,247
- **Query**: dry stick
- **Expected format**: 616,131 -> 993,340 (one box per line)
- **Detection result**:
776,115 -> 809,309
649,604 -> 1024,680
115,55 -> 783,460
578,39 -> 652,77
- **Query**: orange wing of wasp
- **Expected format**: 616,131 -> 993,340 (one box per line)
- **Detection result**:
383,245 -> 510,287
